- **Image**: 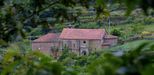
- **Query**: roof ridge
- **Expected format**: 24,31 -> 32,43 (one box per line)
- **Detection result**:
64,28 -> 105,30
60,28 -> 106,40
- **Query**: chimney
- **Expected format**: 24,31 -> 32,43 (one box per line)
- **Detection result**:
67,23 -> 74,28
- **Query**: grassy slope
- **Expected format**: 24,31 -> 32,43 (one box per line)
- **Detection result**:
108,40 -> 149,51
110,24 -> 154,32
104,24 -> 154,52
143,25 -> 154,31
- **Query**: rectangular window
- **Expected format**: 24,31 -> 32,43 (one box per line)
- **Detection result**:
73,44 -> 75,48
64,44 -> 67,47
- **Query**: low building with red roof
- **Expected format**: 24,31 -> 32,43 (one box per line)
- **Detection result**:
32,28 -> 118,56
32,33 -> 60,57
60,28 -> 118,55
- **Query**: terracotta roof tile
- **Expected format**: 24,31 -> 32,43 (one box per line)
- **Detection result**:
33,33 -> 59,42
59,28 -> 106,40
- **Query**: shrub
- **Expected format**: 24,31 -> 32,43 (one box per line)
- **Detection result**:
0,50 -> 63,75
87,42 -> 154,75
111,29 -> 123,37
131,24 -> 144,35
29,26 -> 43,36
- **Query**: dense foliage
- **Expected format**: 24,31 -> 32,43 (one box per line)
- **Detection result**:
0,41 -> 154,75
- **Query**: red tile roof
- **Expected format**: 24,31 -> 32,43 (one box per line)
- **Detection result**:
33,33 -> 59,42
59,28 -> 106,40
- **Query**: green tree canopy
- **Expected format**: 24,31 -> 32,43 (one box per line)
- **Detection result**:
0,0 -> 154,45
